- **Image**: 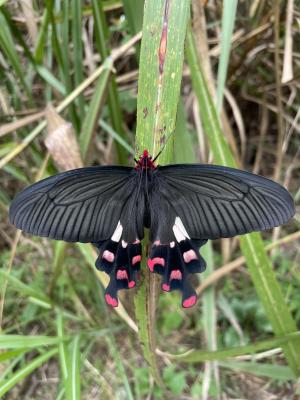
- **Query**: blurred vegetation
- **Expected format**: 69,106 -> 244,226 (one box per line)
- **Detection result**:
0,1 -> 300,399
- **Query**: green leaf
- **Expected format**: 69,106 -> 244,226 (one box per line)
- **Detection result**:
169,331 -> 300,369
0,334 -> 64,349
174,100 -> 195,163
66,335 -> 81,400
107,337 -> 135,400
0,348 -> 58,397
216,0 -> 238,112
0,349 -> 28,362
92,0 -> 127,164
79,63 -> 111,160
56,311 -> 69,382
134,0 -> 191,385
0,12 -> 32,98
71,0 -> 84,120
99,119 -> 134,156
219,360 -> 295,381
0,270 -> 51,305
163,365 -> 187,395
123,0 -> 144,36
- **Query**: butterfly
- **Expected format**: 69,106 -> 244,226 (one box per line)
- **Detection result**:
9,150 -> 295,308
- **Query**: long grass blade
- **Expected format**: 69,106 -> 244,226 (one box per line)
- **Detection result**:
92,0 -> 127,164
71,0 -> 84,122
216,0 -> 238,112
166,331 -> 300,365
135,0 -> 191,385
0,12 -> 32,99
79,67 -> 111,160
186,27 -> 300,376
218,360 -> 295,381
66,335 -> 81,400
0,348 -> 58,397
0,334 -> 64,349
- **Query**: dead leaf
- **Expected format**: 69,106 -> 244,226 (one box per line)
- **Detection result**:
45,104 -> 83,171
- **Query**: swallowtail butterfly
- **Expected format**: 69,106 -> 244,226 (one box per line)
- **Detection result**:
9,150 -> 295,308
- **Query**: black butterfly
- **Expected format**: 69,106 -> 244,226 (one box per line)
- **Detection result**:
9,150 -> 295,308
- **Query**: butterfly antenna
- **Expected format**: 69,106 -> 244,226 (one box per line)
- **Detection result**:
152,130 -> 174,162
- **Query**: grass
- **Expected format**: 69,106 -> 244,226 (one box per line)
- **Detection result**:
0,1 -> 300,398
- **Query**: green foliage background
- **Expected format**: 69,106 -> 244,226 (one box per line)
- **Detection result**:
0,1 -> 299,399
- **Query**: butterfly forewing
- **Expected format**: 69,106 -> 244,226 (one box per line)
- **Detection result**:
9,166 -> 142,243
153,164 -> 295,240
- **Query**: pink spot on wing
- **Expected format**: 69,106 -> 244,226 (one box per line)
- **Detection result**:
133,239 -> 140,244
183,250 -> 197,263
147,257 -> 165,272
117,270 -> 128,280
154,240 -> 161,246
103,250 -> 114,263
162,283 -> 170,291
105,294 -> 118,307
132,255 -> 141,265
182,295 -> 197,308
128,280 -> 136,288
170,269 -> 182,280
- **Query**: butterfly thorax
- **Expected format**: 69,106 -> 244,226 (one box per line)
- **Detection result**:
135,149 -> 157,170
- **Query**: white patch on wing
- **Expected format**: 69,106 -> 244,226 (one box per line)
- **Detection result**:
103,250 -> 114,263
173,217 -> 190,242
111,221 -> 123,242
122,240 -> 128,248
170,241 -> 175,248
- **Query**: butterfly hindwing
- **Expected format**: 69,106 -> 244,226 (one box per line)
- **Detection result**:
95,235 -> 142,307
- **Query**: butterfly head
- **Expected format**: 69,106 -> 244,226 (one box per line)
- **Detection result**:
135,149 -> 157,170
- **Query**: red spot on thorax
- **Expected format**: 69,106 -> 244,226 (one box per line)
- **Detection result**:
135,149 -> 157,170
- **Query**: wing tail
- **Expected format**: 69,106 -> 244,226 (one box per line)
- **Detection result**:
95,238 -> 142,307
148,238 -> 207,308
